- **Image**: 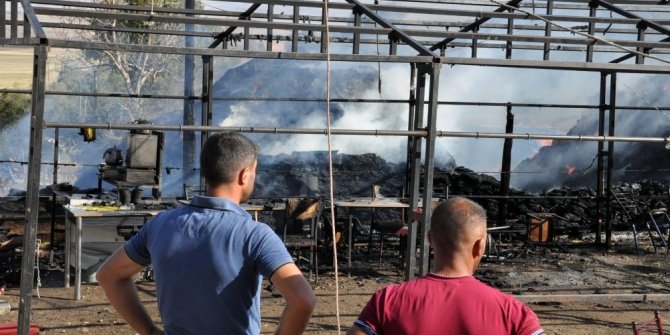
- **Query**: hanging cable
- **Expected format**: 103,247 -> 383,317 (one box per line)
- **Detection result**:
488,0 -> 670,65
323,0 -> 342,332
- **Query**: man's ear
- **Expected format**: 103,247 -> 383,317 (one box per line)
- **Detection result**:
237,167 -> 249,186
472,237 -> 485,259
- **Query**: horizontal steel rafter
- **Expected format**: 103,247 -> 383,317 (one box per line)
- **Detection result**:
443,56 -> 670,73
42,121 -> 670,144
43,121 -> 430,137
31,0 -> 670,36
47,38 -> 435,62
43,38 -> 670,73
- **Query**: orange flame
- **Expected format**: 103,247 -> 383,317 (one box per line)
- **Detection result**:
537,139 -> 553,147
566,165 -> 577,175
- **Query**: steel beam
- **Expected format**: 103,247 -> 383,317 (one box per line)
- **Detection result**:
344,0 -> 434,56
19,0 -> 46,39
209,3 -> 261,49
353,7 -> 362,55
419,61 -> 441,276
11,0 -> 18,39
430,0 -> 523,51
596,0 -> 670,38
291,6 -> 299,52
596,72 -> 606,246
404,64 -> 426,281
1,0 -> 5,39
636,23 -> 646,64
18,43 -> 48,335
499,105 -> 514,225
200,55 -> 213,187
183,0 -> 196,191
543,0 -> 553,60
605,72 -> 617,248
267,3 -> 274,52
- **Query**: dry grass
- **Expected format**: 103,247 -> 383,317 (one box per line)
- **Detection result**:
0,47 -> 60,89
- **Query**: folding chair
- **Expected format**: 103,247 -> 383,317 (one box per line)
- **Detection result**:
281,198 -> 322,280
632,311 -> 664,335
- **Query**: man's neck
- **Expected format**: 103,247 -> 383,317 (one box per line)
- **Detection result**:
432,254 -> 475,277
207,185 -> 243,204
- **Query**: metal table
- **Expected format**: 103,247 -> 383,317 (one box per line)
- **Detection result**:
333,197 -> 410,276
63,204 -> 160,300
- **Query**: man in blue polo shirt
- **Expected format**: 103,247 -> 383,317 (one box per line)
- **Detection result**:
97,132 -> 316,335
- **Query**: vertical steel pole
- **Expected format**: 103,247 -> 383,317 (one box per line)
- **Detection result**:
499,104 -> 514,225
353,8 -> 362,55
586,1 -> 597,62
183,0 -> 196,194
543,0 -> 553,60
200,56 -> 213,187
405,64 -> 417,198
292,6 -> 299,52
1,0 -> 5,39
50,127 -> 59,248
320,1 -> 327,54
419,60 -> 441,276
23,13 -> 30,38
267,4 -> 274,52
506,17 -> 513,59
404,64 -> 426,281
605,72 -> 617,248
596,72 -> 607,246
18,43 -> 48,335
11,0 -> 17,39
471,24 -> 478,58
635,23 -> 646,65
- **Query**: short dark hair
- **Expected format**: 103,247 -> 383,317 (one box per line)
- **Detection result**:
430,197 -> 487,250
200,132 -> 259,186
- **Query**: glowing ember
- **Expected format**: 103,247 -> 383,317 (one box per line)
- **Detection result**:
537,139 -> 553,147
566,165 -> 577,175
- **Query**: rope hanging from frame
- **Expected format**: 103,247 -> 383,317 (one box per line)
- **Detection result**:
322,0 -> 342,332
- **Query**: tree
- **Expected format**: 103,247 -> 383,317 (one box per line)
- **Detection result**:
57,0 -> 187,123
0,92 -> 30,131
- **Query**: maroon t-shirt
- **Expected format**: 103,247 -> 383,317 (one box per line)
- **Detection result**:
354,274 -> 543,335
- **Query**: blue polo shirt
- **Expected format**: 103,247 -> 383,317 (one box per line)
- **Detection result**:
125,196 -> 294,335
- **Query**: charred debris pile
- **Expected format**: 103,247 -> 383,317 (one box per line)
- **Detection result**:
255,152 -> 670,236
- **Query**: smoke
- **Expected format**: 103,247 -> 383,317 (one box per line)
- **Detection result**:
513,73 -> 670,192
213,59 -> 444,163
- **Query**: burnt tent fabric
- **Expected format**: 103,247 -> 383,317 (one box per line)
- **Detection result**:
282,198 -> 322,280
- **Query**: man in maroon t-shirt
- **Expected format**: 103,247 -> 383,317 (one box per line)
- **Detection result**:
347,197 -> 544,335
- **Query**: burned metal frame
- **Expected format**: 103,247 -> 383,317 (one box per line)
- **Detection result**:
3,0 -> 670,332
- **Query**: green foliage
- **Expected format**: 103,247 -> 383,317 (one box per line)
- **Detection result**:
0,92 -> 30,130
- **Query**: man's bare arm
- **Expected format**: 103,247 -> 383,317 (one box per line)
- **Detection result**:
96,248 -> 163,335
271,263 -> 316,335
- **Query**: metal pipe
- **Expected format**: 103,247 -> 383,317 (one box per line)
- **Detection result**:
43,122 -> 430,136
436,131 -> 670,143
41,121 -> 670,144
